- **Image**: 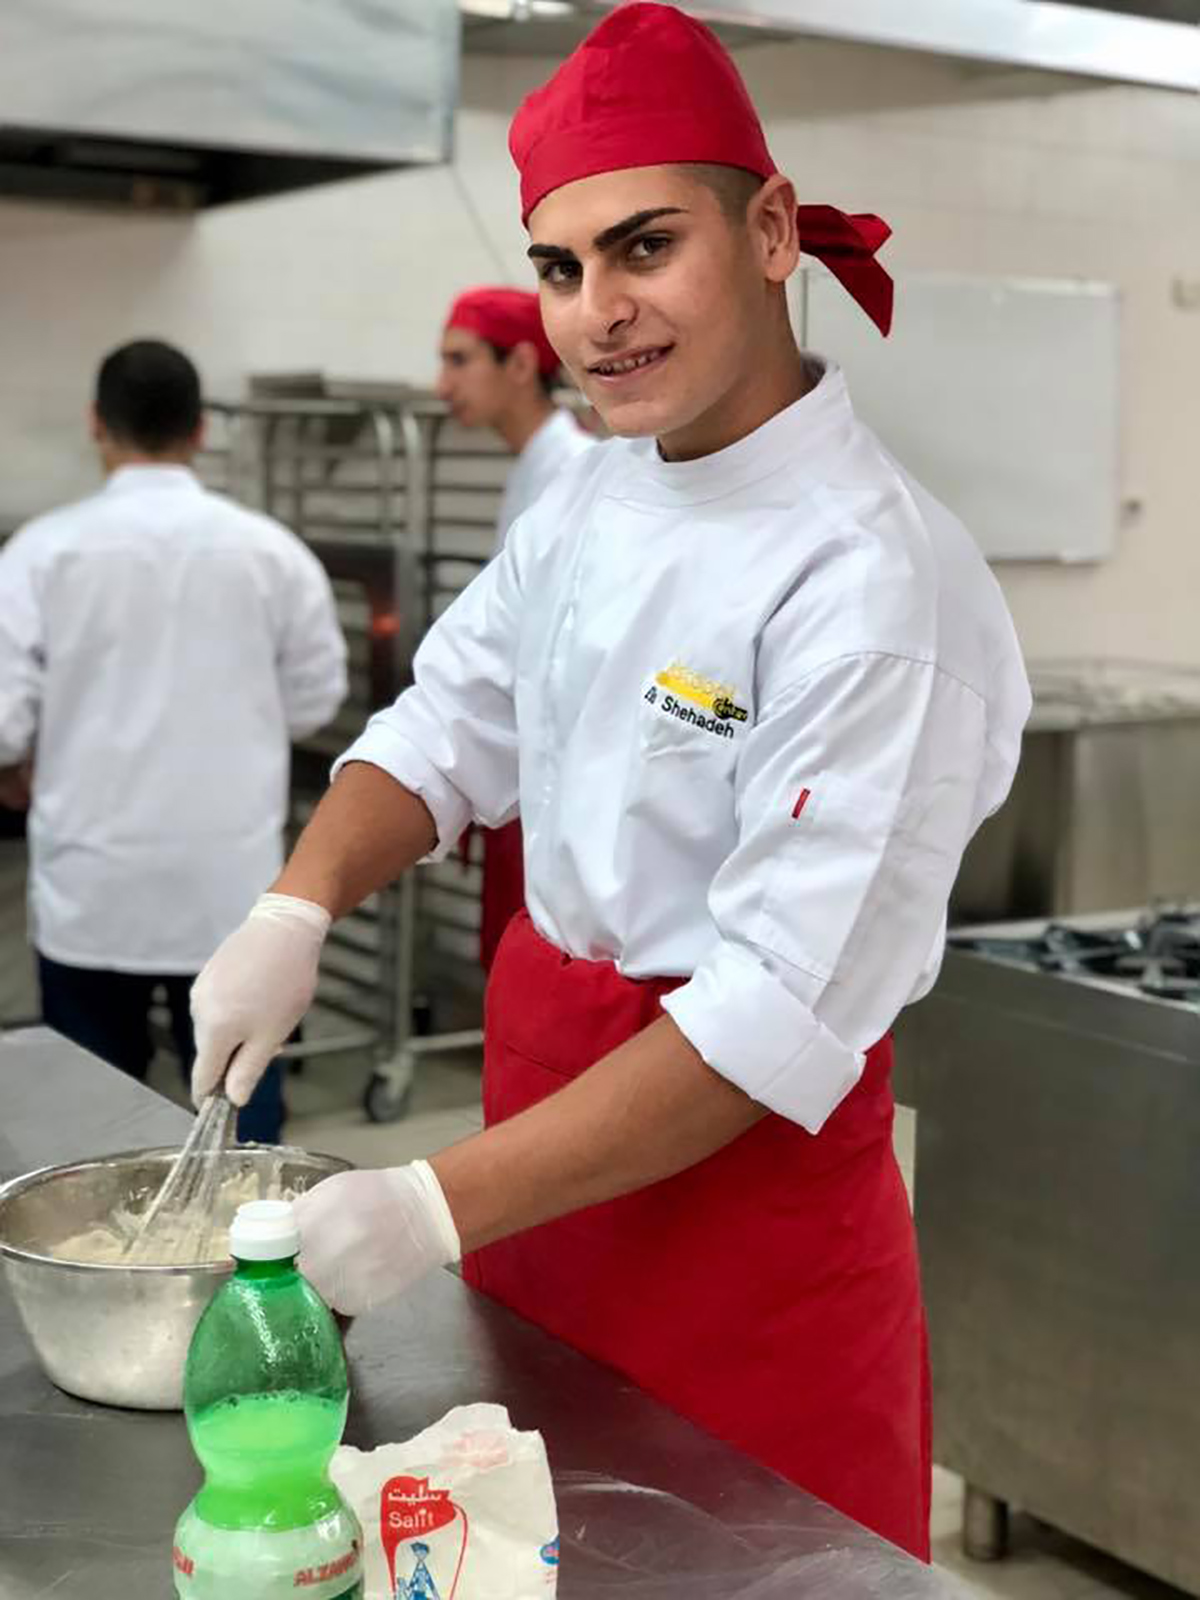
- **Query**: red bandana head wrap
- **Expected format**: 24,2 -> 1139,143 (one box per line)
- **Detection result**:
509,2 -> 893,336
445,287 -> 561,375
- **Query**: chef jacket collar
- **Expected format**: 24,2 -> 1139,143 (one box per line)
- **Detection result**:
613,359 -> 853,508
103,464 -> 203,496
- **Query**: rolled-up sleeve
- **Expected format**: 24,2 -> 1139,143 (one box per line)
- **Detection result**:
664,650 -> 1012,1132
333,520 -> 528,861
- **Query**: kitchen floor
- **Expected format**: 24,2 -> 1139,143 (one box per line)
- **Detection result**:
0,841 -> 1185,1600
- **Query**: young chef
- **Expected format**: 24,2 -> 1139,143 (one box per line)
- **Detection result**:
437,287 -> 593,965
0,338 -> 347,1141
438,286 -> 594,555
190,4 -> 1031,1557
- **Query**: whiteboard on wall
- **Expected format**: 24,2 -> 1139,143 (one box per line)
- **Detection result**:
800,272 -> 1121,563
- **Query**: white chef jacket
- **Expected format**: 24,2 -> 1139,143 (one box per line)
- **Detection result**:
494,408 -> 594,554
340,362 -> 1031,1132
0,465 -> 347,973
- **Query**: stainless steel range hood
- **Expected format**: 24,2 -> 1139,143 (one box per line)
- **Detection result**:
0,0 -> 459,210
464,1 -> 1200,91
681,0 -> 1200,89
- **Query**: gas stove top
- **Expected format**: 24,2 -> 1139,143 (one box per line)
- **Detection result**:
954,907 -> 1200,1004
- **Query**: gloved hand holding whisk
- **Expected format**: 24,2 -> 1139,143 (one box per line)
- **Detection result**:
190,893 -> 331,1107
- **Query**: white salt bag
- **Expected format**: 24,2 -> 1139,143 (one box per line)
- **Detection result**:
331,1403 -> 558,1600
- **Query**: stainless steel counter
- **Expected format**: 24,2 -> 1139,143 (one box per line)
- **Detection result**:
1,1028 -> 959,1599
895,937 -> 1200,1593
951,660 -> 1200,923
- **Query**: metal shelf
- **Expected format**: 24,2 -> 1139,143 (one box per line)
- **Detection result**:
197,388 -> 497,1115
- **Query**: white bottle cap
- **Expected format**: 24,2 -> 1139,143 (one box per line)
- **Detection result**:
229,1199 -> 301,1262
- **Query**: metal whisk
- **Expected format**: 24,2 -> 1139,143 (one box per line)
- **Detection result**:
123,1091 -> 237,1264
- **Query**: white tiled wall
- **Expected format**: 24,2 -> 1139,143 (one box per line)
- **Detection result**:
741,38 -> 1200,672
3,40 -> 1198,666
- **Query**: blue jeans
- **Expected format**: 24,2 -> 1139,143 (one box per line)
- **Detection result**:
36,953 -> 285,1144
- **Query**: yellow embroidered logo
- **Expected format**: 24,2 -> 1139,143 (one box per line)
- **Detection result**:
653,661 -> 748,722
644,660 -> 749,740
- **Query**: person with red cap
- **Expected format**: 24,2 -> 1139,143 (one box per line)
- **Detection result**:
437,287 -> 594,967
190,3 -> 1030,1560
438,287 -> 594,555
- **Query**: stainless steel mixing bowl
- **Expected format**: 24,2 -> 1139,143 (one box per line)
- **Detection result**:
0,1144 -> 351,1410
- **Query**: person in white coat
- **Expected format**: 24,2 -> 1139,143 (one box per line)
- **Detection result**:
187,5 -> 1031,1554
0,339 -> 347,1140
436,287 -> 594,968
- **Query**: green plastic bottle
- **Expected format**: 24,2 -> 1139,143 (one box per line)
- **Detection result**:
173,1200 -> 363,1599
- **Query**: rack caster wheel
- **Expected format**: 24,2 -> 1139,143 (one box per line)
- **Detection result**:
364,1070 -> 414,1124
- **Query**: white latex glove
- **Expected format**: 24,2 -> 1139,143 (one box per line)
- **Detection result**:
190,893 -> 331,1107
294,1161 -> 462,1315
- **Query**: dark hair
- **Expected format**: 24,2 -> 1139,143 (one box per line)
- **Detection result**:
486,339 -> 558,397
678,162 -> 764,223
94,339 -> 203,452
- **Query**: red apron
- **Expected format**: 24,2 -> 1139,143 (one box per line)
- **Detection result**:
479,821 -> 526,972
464,911 -> 931,1559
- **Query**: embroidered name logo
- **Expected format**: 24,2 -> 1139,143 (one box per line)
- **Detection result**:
655,661 -> 748,720
644,660 -> 749,739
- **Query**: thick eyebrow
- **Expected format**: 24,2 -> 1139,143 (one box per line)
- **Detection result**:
527,206 -> 687,264
527,242 -> 575,264
593,206 -> 687,251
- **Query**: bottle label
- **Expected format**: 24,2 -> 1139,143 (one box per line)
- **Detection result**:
174,1503 -> 363,1600
291,1544 -> 361,1590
